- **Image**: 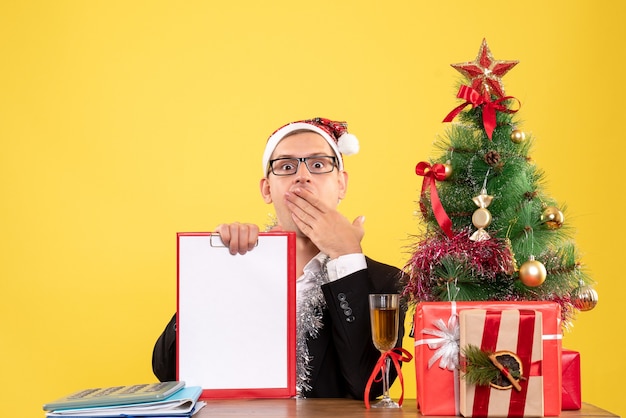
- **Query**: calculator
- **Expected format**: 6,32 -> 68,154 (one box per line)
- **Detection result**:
43,381 -> 185,411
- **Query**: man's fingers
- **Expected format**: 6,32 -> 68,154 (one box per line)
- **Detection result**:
352,215 -> 365,228
352,215 -> 366,242
227,223 -> 241,255
242,224 -> 259,251
215,224 -> 231,248
215,223 -> 259,255
287,188 -> 325,213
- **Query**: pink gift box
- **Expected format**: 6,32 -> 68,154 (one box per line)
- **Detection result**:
413,301 -> 562,416
561,349 -> 581,410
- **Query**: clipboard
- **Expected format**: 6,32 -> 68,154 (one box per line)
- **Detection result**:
176,232 -> 296,399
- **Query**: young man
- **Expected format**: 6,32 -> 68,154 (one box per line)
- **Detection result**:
152,117 -> 405,399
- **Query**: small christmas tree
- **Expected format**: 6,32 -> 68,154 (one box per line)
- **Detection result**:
401,39 -> 597,326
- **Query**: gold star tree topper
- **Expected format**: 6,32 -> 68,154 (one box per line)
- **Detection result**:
451,39 -> 518,98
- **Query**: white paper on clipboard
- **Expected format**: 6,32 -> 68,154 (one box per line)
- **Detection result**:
176,232 -> 296,398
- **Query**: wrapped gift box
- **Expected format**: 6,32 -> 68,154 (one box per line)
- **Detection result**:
561,349 -> 582,410
413,301 -> 562,416
459,309 -> 544,417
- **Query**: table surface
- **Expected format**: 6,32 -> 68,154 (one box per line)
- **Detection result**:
193,398 -> 620,417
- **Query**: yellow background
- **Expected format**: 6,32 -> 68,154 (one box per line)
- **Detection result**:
1,1 -> 624,417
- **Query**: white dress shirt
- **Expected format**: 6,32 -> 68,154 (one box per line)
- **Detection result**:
296,252 -> 367,301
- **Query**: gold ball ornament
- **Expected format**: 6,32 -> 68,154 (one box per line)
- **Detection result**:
519,256 -> 547,287
572,283 -> 598,311
510,129 -> 526,144
541,206 -> 564,229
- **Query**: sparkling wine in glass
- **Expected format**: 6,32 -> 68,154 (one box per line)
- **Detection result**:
368,293 -> 400,408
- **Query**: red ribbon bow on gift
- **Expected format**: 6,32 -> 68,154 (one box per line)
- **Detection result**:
364,347 -> 413,409
443,85 -> 520,140
415,161 -> 453,239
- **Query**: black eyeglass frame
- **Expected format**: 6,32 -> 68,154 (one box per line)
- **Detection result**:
267,155 -> 338,176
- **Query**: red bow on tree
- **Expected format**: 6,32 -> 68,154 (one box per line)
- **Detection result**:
443,85 -> 520,140
415,161 -> 453,239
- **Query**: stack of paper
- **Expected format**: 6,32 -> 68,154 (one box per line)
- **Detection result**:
43,383 -> 204,418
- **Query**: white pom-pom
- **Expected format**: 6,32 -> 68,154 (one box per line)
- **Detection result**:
337,133 -> 359,155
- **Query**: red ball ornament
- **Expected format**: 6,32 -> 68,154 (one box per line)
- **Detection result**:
519,256 -> 547,287
443,160 -> 453,180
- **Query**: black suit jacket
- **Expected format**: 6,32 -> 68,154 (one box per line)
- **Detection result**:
152,256 -> 405,399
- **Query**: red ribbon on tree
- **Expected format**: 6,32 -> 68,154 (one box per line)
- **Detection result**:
415,162 -> 453,239
443,85 -> 520,140
364,347 -> 413,409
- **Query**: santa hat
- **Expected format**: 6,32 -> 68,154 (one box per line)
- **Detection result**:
262,117 -> 359,174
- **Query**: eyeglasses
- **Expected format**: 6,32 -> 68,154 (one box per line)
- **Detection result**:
268,156 -> 337,176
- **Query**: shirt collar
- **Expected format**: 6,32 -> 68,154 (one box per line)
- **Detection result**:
302,252 -> 327,277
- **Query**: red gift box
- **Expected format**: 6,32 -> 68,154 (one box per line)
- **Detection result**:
459,309 -> 544,417
561,349 -> 581,410
413,301 -> 562,416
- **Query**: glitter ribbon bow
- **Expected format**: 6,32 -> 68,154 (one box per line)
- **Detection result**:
420,314 -> 460,371
443,85 -> 520,140
364,347 -> 413,409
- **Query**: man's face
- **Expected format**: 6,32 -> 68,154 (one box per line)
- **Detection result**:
260,131 -> 348,235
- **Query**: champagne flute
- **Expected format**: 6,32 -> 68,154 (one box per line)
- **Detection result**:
368,293 -> 400,408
